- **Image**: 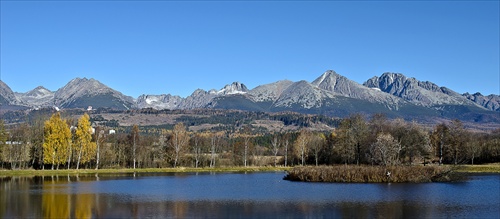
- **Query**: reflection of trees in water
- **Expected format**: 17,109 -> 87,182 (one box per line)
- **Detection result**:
41,179 -> 96,219
0,176 -> 43,218
1,174 -> 497,218
339,201 -> 433,219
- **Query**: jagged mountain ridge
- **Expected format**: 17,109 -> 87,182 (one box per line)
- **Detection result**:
136,94 -> 183,110
463,92 -> 500,112
2,71 -> 498,123
363,73 -> 475,107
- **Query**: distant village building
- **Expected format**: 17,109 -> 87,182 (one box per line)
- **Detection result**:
109,129 -> 116,135
87,106 -> 93,111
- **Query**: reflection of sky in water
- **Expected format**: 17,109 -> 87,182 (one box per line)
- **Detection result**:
5,172 -> 499,218
54,172 -> 500,205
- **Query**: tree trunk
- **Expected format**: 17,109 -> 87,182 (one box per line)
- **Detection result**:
67,144 -> 72,170
244,143 -> 248,167
76,145 -> 82,170
133,134 -> 136,169
439,132 -> 444,166
315,153 -> 318,166
95,137 -> 100,170
174,153 -> 178,168
301,149 -> 304,166
284,145 -> 288,167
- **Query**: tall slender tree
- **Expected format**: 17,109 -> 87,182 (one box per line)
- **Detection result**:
294,129 -> 310,166
169,123 -> 190,168
310,133 -> 325,166
75,113 -> 95,169
95,126 -> 105,170
282,133 -> 290,167
271,133 -> 280,167
43,113 -> 71,170
431,123 -> 449,165
130,124 -> 140,169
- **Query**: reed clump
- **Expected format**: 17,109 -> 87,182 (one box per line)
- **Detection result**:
284,165 -> 462,183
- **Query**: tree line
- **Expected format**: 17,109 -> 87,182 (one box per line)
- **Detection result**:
0,112 -> 499,170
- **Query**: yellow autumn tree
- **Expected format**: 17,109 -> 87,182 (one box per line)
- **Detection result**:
43,113 -> 71,170
75,113 -> 96,169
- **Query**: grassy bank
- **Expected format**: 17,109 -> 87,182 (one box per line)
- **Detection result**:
0,166 -> 291,177
284,165 -> 463,183
456,163 -> 500,173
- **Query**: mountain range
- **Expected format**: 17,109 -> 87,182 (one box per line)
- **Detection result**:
1,70 -> 499,123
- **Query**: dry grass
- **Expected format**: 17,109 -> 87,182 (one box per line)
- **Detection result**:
284,165 -> 462,183
456,163 -> 500,173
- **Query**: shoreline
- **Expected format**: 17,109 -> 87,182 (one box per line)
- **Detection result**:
284,164 -> 500,183
0,166 -> 291,177
1,163 -> 498,178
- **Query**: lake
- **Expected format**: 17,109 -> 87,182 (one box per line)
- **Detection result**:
1,172 -> 499,218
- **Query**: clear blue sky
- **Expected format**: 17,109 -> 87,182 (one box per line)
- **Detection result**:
1,1 -> 499,98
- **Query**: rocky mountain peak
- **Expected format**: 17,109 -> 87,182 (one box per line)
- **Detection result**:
311,70 -> 353,95
51,77 -> 134,109
24,86 -> 53,98
14,86 -> 55,108
136,94 -> 182,110
310,70 -> 403,107
463,92 -> 500,111
363,72 -> 471,107
218,82 -> 249,95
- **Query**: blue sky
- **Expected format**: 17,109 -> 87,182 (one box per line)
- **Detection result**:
1,1 -> 499,98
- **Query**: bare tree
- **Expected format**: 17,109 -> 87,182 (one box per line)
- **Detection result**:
191,132 -> 206,168
465,138 -> 482,165
310,133 -> 325,166
209,132 -> 224,168
271,133 -> 280,167
130,124 -> 140,169
169,123 -> 190,168
336,120 -> 355,165
431,123 -> 448,165
282,133 -> 290,167
370,133 -> 401,166
294,129 -> 310,166
448,119 -> 467,165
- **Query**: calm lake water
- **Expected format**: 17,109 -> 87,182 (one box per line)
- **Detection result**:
1,172 -> 499,218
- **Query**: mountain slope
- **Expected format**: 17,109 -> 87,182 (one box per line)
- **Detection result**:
312,70 -> 404,108
0,80 -> 23,106
363,73 -> 475,107
16,86 -> 54,108
54,78 -> 134,110
136,94 -> 183,110
463,92 -> 500,112
249,80 -> 294,103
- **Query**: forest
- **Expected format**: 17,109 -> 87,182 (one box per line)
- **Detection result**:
0,110 -> 499,170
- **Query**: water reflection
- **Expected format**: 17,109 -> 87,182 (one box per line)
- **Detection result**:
1,173 -> 499,218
